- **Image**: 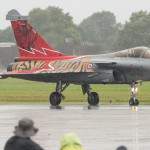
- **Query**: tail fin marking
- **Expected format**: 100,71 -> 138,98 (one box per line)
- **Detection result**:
6,9 -> 64,58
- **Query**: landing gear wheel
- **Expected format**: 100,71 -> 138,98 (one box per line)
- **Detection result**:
129,97 -> 139,106
88,92 -> 99,106
49,92 -> 62,106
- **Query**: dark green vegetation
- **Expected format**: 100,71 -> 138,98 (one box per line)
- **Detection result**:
0,78 -> 150,104
79,11 -> 119,54
1,7 -> 150,55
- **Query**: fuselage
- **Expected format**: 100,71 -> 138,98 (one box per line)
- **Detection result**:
6,47 -> 150,85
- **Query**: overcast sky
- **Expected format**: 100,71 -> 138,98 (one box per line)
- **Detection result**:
1,0 -> 150,29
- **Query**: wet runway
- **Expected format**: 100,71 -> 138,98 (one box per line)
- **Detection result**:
1,105 -> 150,150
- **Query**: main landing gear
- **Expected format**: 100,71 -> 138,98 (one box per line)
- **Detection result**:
129,81 -> 139,106
49,81 -> 69,107
82,84 -> 100,106
49,81 -> 100,107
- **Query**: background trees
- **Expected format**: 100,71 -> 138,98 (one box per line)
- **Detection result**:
0,27 -> 14,42
79,11 -> 119,54
116,11 -> 150,49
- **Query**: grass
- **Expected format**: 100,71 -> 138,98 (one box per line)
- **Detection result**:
0,78 -> 150,104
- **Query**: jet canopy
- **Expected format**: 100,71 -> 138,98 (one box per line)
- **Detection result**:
112,47 -> 150,58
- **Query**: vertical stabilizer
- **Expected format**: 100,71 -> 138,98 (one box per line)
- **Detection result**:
6,9 -> 64,59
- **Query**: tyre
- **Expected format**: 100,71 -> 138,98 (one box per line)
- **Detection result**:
88,92 -> 99,106
49,92 -> 62,106
129,97 -> 139,106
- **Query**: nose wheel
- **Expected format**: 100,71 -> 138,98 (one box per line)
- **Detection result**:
129,97 -> 139,106
129,81 -> 139,106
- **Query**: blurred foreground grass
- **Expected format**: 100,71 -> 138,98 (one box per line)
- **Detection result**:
0,78 -> 150,104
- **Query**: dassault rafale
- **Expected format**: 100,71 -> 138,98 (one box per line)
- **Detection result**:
1,9 -> 150,107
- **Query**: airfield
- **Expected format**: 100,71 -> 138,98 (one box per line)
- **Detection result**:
1,105 -> 150,150
1,78 -> 150,104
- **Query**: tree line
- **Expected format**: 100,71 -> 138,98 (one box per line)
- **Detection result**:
1,6 -> 150,55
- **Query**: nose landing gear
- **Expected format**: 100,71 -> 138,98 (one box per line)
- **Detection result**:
129,81 -> 139,106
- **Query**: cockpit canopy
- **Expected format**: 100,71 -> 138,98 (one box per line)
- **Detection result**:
111,47 -> 150,58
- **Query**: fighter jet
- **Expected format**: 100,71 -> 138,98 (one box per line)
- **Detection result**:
1,9 -> 150,107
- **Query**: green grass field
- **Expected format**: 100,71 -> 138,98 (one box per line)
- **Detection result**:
0,78 -> 150,104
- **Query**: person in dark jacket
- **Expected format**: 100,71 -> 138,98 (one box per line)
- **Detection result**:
116,145 -> 127,150
4,117 -> 44,150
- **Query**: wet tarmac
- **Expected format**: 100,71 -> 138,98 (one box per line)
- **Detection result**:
0,105 -> 150,150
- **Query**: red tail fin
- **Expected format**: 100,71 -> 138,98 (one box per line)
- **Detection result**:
6,9 -> 64,59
